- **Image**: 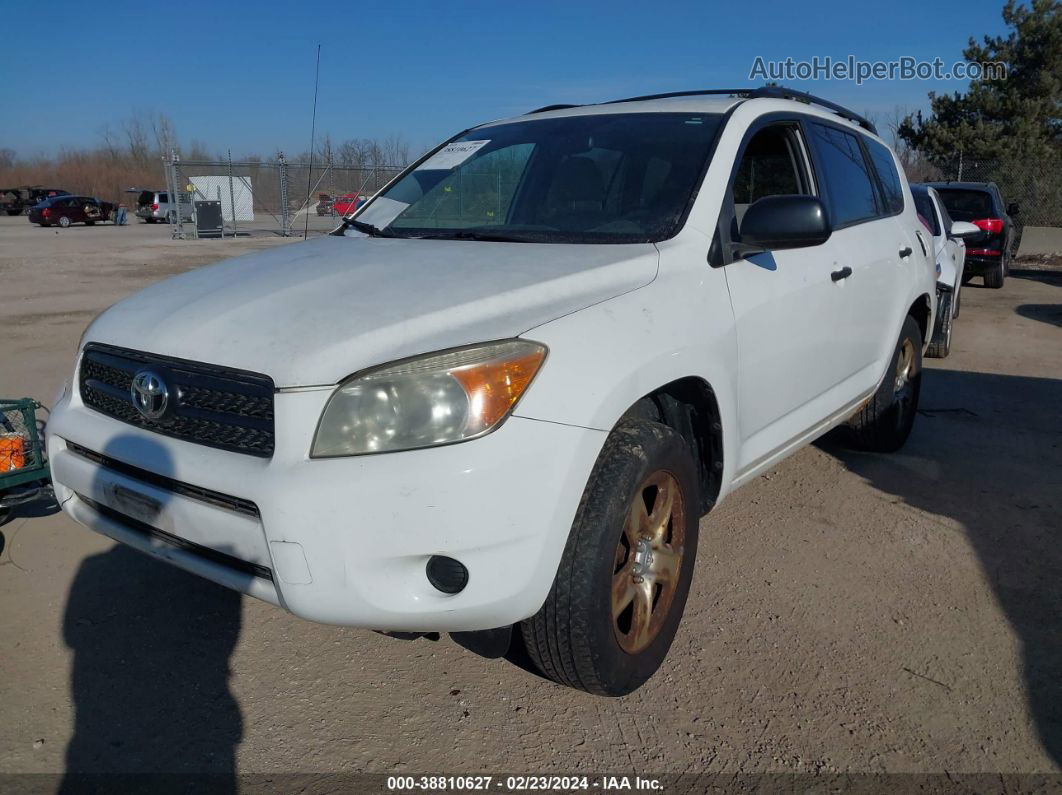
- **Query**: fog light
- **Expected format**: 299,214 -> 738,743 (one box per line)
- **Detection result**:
426,555 -> 468,594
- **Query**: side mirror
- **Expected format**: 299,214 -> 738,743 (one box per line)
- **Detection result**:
950,220 -> 981,238
735,195 -> 831,257
1007,201 -> 1020,216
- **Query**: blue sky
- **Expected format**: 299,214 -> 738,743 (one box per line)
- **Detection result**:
2,0 -> 1012,159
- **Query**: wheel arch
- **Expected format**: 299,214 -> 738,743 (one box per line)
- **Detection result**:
908,292 -> 932,346
618,376 -> 724,515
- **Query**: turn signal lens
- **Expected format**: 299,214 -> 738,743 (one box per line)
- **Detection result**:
312,340 -> 547,457
450,348 -> 545,428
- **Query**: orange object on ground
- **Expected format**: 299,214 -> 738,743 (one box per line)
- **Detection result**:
0,433 -> 26,471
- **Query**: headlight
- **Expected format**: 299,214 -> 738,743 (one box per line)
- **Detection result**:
311,340 -> 547,457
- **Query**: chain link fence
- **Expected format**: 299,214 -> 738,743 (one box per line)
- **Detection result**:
908,156 -> 1062,230
163,154 -> 405,239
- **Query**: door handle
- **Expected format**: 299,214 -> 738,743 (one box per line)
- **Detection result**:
899,246 -> 913,258
831,266 -> 852,282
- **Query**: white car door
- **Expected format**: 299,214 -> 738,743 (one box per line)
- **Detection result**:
815,127 -> 916,392
932,188 -> 965,294
718,119 -> 854,472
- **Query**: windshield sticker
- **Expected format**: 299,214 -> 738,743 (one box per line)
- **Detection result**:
416,140 -> 490,170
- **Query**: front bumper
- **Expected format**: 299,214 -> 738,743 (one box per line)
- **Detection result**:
47,384 -> 606,631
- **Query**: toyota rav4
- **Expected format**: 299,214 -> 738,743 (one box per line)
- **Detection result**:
47,88 -> 936,695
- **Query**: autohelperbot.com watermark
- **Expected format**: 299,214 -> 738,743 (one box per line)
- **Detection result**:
749,55 -> 1007,85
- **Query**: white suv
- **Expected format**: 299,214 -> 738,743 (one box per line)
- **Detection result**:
48,88 -> 935,695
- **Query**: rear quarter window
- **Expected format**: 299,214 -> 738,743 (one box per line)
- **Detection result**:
807,122 -> 879,227
912,192 -> 939,235
865,138 -> 904,214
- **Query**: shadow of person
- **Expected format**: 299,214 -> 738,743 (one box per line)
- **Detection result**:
61,434 -> 242,790
1015,304 -> 1062,328
1011,269 -> 1062,289
820,368 -> 1062,767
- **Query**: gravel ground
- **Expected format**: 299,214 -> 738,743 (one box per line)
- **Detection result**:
0,216 -> 1059,782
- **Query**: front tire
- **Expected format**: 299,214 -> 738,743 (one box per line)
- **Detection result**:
847,315 -> 922,452
520,420 -> 700,696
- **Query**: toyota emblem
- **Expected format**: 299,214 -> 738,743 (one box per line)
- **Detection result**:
130,369 -> 170,420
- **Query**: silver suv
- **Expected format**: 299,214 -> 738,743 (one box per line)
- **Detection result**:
135,190 -> 194,224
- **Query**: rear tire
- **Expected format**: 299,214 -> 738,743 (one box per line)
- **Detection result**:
984,260 -> 1005,288
58,216 -> 71,228
846,315 -> 922,453
926,292 -> 952,359
520,420 -> 700,696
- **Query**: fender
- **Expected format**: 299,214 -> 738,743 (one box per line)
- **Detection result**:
515,232 -> 743,501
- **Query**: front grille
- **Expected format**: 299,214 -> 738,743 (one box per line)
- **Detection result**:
79,343 -> 276,457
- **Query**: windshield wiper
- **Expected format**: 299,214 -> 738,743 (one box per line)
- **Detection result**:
342,218 -> 395,237
413,229 -> 531,243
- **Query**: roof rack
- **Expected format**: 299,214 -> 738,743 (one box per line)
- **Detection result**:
525,86 -> 877,135
526,103 -> 581,114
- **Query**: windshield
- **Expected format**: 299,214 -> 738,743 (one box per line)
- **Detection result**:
355,112 -> 724,243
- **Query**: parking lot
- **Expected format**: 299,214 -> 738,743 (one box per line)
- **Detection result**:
0,214 -> 1059,777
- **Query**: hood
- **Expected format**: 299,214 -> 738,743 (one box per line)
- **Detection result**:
84,234 -> 658,387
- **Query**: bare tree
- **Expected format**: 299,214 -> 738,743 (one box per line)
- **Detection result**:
151,112 -> 179,158
870,106 -> 943,183
123,111 -> 152,165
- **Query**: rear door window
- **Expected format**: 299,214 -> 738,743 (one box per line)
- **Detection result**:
158,193 -> 169,203
807,123 -> 879,227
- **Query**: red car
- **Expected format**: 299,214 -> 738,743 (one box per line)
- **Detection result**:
28,195 -> 114,228
332,193 -> 361,216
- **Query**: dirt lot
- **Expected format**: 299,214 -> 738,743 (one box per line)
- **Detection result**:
0,215 -> 1060,781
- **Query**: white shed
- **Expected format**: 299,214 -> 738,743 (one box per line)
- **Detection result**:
190,176 -> 254,222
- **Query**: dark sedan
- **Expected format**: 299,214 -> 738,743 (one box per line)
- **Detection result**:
28,195 -> 115,228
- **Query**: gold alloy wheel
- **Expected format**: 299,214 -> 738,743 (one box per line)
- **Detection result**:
893,336 -> 917,428
895,338 -> 915,394
611,471 -> 686,654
